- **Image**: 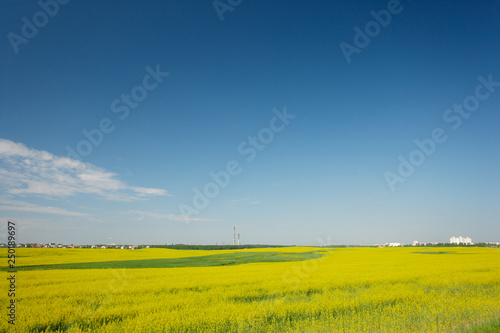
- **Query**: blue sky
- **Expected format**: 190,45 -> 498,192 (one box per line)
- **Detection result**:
0,0 -> 499,245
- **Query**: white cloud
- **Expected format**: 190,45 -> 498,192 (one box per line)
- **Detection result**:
128,210 -> 221,223
0,138 -> 169,201
131,187 -> 168,196
229,197 -> 253,204
273,223 -> 297,227
0,198 -> 88,217
228,196 -> 260,209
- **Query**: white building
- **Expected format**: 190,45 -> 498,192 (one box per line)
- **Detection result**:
450,236 -> 472,245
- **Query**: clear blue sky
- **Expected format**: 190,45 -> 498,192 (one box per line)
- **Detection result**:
1,0 -> 499,245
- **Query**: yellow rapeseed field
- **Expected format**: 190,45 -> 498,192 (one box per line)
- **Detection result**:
1,247 -> 499,332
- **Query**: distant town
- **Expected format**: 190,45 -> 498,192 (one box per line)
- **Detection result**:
2,236 -> 499,249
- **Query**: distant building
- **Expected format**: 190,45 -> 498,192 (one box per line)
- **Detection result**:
388,243 -> 402,247
450,236 -> 472,245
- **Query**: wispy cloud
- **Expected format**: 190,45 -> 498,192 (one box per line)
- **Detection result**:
0,198 -> 88,216
0,138 -> 169,201
128,210 -> 221,223
228,196 -> 261,209
273,222 -> 298,227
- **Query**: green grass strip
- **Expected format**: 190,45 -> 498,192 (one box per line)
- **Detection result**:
2,251 -> 323,271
